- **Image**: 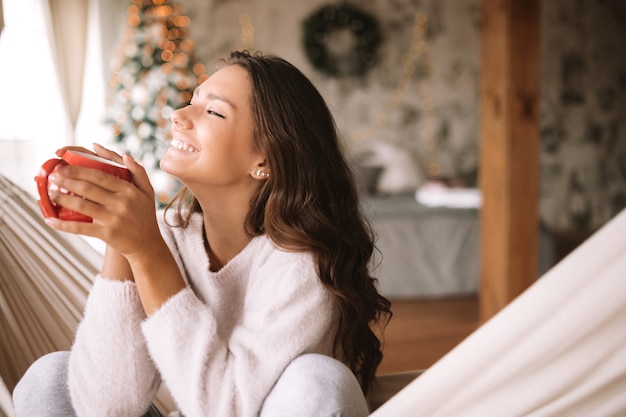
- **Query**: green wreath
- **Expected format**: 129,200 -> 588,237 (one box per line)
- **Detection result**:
302,3 -> 382,77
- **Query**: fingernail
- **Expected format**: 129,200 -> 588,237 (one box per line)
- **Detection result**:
55,165 -> 69,174
44,217 -> 57,226
47,183 -> 60,200
48,173 -> 60,183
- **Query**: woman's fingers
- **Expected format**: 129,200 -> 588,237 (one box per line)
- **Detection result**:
51,164 -> 130,195
46,165 -> 154,245
44,149 -> 166,262
93,143 -> 125,165
44,153 -> 161,256
44,216 -> 100,238
48,188 -> 106,222
122,153 -> 154,199
47,165 -> 133,221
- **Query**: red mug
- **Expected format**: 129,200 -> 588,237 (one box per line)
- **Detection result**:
35,149 -> 131,222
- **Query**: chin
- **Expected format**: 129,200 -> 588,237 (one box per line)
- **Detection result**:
160,159 -> 195,190
159,156 -> 178,177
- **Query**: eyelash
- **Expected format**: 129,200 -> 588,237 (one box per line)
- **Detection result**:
207,110 -> 225,118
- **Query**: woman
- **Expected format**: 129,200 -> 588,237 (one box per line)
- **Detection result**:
12,50 -> 391,416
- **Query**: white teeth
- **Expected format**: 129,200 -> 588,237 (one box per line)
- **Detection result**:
171,139 -> 197,153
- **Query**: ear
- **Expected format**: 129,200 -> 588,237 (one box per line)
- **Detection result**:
250,158 -> 270,180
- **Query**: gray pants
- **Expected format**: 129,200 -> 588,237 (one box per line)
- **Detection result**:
12,351 -> 369,417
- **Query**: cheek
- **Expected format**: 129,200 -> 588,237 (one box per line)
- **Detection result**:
198,139 -> 244,174
220,129 -> 257,162
198,124 -> 257,168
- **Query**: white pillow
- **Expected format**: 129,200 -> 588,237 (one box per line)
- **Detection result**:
362,141 -> 425,194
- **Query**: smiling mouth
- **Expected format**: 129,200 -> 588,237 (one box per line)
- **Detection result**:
170,139 -> 198,153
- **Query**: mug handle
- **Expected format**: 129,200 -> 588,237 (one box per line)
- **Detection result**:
35,158 -> 68,219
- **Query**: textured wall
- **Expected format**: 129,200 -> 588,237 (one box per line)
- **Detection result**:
175,0 -> 625,231
540,0 -> 626,230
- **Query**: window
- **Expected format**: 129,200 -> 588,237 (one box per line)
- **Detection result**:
0,0 -> 108,252
0,0 -> 69,194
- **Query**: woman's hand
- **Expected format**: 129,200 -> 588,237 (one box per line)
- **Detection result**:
45,145 -> 162,259
47,145 -> 187,314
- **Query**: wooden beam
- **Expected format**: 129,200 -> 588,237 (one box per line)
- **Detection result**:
479,0 -> 541,321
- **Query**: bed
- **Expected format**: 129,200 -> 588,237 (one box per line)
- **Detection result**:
362,193 -> 554,298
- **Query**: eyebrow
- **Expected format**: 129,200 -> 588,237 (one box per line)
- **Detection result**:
193,87 -> 236,109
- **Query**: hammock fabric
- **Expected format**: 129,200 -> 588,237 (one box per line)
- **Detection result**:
0,174 -> 99,393
371,205 -> 626,416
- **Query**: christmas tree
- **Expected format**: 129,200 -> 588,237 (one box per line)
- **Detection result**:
105,0 -> 207,205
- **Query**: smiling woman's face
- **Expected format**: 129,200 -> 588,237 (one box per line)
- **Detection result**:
160,64 -> 265,192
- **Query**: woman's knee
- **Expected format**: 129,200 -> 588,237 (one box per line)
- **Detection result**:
12,351 -> 74,417
261,353 -> 369,417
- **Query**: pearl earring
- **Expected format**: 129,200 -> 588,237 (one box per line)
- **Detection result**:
254,168 -> 269,178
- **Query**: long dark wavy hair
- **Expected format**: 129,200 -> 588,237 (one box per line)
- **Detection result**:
166,50 -> 391,394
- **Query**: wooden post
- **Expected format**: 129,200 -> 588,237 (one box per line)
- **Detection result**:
479,0 -> 541,321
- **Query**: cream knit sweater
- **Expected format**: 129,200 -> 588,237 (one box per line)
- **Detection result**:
67,211 -> 338,417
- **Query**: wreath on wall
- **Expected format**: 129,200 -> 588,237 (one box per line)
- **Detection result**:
302,3 -> 382,77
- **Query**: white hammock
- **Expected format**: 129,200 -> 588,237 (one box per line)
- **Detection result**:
0,174 -> 99,386
0,174 -> 100,416
372,204 -> 626,416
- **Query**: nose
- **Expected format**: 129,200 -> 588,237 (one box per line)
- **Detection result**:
171,107 -> 192,130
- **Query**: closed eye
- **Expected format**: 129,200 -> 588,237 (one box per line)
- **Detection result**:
207,110 -> 225,118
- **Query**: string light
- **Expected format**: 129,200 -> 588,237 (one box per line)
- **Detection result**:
349,12 -> 440,178
239,13 -> 255,48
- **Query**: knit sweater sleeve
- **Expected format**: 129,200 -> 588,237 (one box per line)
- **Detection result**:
68,276 -> 161,417
141,254 -> 337,417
